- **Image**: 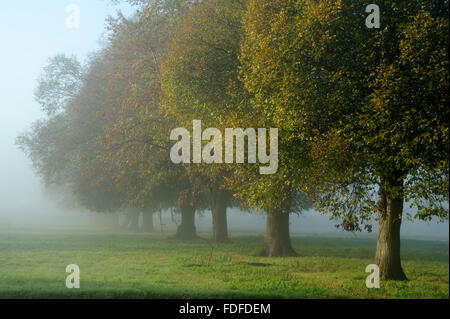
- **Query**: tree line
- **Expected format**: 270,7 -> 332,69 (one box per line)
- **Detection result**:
17,0 -> 448,281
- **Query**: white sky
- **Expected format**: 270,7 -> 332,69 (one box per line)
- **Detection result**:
0,0 -> 135,220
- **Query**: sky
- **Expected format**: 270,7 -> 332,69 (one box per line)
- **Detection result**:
0,0 -> 135,223
0,1 -> 448,238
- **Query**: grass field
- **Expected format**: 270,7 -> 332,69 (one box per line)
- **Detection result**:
0,229 -> 448,299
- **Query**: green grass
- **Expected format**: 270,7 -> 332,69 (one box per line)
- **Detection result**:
0,229 -> 448,298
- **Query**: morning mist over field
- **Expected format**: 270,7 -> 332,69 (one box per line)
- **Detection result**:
0,0 -> 448,301
0,128 -> 448,237
1,124 -> 448,239
1,1 -> 446,238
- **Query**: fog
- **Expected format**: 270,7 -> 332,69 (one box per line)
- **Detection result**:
0,0 -> 135,228
0,1 -> 448,240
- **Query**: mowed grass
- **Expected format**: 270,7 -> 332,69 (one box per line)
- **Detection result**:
0,229 -> 448,299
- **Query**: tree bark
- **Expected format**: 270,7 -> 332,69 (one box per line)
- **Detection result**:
375,176 -> 407,281
256,212 -> 296,257
142,211 -> 155,232
210,189 -> 229,243
174,204 -> 197,240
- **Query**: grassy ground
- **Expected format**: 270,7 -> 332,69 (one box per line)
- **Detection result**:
0,229 -> 448,298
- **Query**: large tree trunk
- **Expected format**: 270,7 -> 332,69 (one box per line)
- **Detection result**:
175,204 -> 197,240
142,211 -> 155,232
210,189 -> 229,243
375,176 -> 407,281
256,212 -> 296,257
128,210 -> 140,232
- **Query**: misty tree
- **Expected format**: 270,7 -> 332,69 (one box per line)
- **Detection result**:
161,0 -> 248,243
90,0 -> 203,240
34,54 -> 82,116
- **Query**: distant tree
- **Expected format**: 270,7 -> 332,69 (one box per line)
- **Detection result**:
17,53 -> 124,217
18,1 -> 201,236
92,1 -> 201,239
34,54 -> 82,116
141,209 -> 156,232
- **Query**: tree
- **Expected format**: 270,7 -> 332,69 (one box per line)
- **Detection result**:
161,0 -> 247,243
162,0 -> 312,252
93,1 -> 201,240
18,1 -> 202,237
141,209 -> 156,232
17,52 -> 126,219
369,7 -> 449,278
34,54 -> 82,116
240,0 -> 448,278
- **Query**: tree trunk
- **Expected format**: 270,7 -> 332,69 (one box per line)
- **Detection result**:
142,211 -> 155,232
375,176 -> 407,281
128,210 -> 140,232
175,204 -> 197,240
211,189 -> 229,243
256,212 -> 296,257
158,211 -> 165,233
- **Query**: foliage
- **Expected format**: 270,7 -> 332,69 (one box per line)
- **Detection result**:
239,0 -> 449,225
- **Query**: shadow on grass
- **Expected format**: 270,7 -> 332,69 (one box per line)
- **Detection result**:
0,277 -> 342,299
1,230 -> 447,263
231,235 -> 449,263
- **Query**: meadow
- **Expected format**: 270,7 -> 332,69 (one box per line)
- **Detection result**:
0,229 -> 448,299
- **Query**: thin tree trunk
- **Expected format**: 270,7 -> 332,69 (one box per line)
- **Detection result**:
256,212 -> 296,257
211,189 -> 229,243
375,176 -> 407,281
142,211 -> 155,232
175,204 -> 197,240
158,211 -> 164,233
